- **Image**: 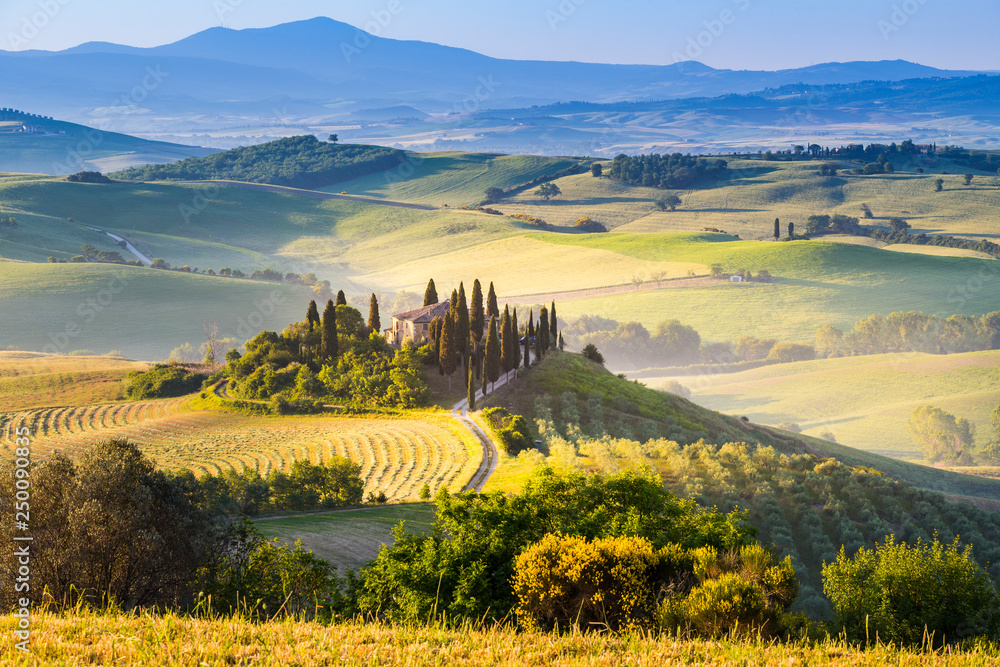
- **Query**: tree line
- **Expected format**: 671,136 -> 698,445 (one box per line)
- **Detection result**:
223,292 -> 427,409
606,153 -> 728,189
110,136 -> 405,190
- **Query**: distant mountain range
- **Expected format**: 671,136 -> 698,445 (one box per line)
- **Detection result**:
0,17 -> 992,141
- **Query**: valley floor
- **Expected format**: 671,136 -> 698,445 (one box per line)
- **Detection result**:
2,610 -> 998,666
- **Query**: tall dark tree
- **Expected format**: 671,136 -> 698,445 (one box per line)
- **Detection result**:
550,301 -> 558,350
423,279 -> 438,307
470,279 -> 485,345
535,320 -> 543,363
306,299 -> 320,330
439,311 -> 458,390
484,315 -> 501,392
368,294 -> 381,335
487,282 -> 499,320
321,299 -> 338,361
500,305 -> 514,376
527,309 -> 535,339
467,356 -> 476,411
336,290 -> 347,306
538,306 -> 550,355
523,329 -> 531,369
429,317 -> 442,358
512,308 -> 522,369
456,282 -> 470,360
774,218 -> 780,241
788,221 -> 795,237
450,288 -> 459,310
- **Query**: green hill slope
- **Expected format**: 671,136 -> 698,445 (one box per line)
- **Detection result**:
0,111 -> 213,175
642,350 -> 1000,462
0,263 -> 311,359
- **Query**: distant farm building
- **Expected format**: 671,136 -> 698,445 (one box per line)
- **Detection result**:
385,301 -> 450,345
729,275 -> 744,283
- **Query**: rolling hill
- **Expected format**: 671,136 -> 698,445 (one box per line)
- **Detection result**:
0,110 -> 214,174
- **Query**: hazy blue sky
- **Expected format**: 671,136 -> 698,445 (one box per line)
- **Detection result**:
2,0 -> 997,70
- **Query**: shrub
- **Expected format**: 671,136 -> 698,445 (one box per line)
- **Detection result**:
513,533 -> 660,632
657,543 -> 798,638
573,217 -> 607,233
822,536 -> 1000,646
581,343 -> 604,365
766,342 -> 816,363
122,363 -> 207,399
483,407 -> 534,455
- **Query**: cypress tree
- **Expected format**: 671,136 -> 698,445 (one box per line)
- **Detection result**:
482,354 -> 488,396
306,299 -> 320,330
368,293 -> 381,335
336,290 -> 347,306
512,308 -> 521,369
535,319 -> 543,362
788,221 -> 795,237
527,309 -> 535,338
467,356 -> 476,410
321,299 -> 338,361
500,305 -> 513,376
523,329 -> 531,368
535,306 -> 549,356
450,288 -> 458,310
774,217 -> 780,240
487,282 -> 499,320
456,282 -> 470,360
484,315 -> 501,391
559,333 -> 565,351
470,279 -> 485,345
439,310 -> 458,390
550,301 -> 557,350
423,279 -> 438,306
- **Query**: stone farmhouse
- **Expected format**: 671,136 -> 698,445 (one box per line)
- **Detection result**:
385,301 -> 450,346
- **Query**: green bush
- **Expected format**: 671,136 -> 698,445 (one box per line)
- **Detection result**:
822,536 -> 1000,645
122,363 -> 207,399
483,407 -> 534,455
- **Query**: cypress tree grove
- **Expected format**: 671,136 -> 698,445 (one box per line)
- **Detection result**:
485,315 -> 501,391
336,290 -> 347,306
550,301 -> 558,350
487,282 -> 499,320
467,356 -> 476,410
439,310 -> 458,390
368,293 -> 381,335
470,279 -> 485,345
539,306 -> 550,354
321,299 -> 338,361
500,305 -> 513,376
456,282 -> 470,360
306,299 -> 320,330
423,278 -> 438,306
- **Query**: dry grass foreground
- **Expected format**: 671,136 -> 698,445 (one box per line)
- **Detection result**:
1,610 -> 999,666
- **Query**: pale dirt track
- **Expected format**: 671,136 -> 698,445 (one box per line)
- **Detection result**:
504,276 -> 726,304
172,180 -> 438,210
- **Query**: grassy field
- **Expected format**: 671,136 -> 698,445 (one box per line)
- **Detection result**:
324,152 -> 583,206
0,262 -> 312,360
255,503 -> 436,571
7,610 -> 1000,666
0,399 -> 481,501
641,350 -> 1000,463
0,351 -> 144,410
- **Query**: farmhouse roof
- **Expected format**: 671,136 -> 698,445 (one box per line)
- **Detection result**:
392,300 -> 450,324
